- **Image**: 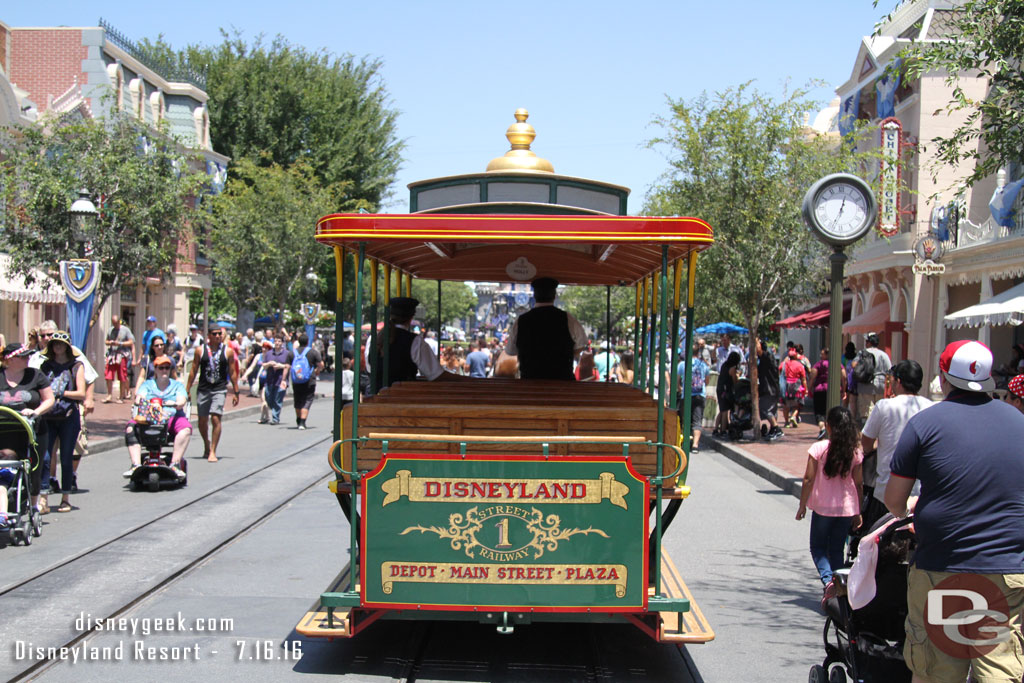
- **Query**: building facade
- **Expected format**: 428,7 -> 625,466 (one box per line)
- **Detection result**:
836,0 -> 1023,391
0,18 -> 228,366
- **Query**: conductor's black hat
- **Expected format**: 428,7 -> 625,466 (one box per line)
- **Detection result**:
390,297 -> 419,318
531,277 -> 559,294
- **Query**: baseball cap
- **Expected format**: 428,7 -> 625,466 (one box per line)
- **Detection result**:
939,340 -> 996,392
2,342 -> 33,359
1009,374 -> 1024,401
153,355 -> 173,368
146,315 -> 157,322
189,323 -> 199,330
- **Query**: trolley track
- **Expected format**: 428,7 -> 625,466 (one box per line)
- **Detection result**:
2,433 -> 333,683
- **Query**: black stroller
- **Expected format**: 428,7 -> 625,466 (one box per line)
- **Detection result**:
727,378 -> 753,439
0,406 -> 43,545
810,514 -> 915,683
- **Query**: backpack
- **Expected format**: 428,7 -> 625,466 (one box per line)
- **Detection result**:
290,348 -> 313,384
853,350 -> 876,384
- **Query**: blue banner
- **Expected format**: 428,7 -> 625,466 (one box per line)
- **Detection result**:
59,260 -> 101,350
838,90 -> 861,139
876,59 -> 901,120
304,323 -> 316,343
990,177 -> 1024,228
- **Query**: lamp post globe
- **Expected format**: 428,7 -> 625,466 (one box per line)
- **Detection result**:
68,188 -> 98,253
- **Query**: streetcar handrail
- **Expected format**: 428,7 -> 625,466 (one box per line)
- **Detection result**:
328,434 -> 686,483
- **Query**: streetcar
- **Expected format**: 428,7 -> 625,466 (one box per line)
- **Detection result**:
296,111 -> 716,645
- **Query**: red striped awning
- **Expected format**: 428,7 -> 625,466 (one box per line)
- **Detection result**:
772,299 -> 851,331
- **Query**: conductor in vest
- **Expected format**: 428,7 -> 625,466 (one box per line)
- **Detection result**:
505,277 -> 588,380
370,297 -> 460,388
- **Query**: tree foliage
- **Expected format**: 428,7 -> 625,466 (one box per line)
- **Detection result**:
201,158 -> 338,320
644,83 -> 864,420
880,0 -> 1024,188
139,33 -> 403,208
0,114 -> 204,328
558,285 -> 637,342
410,280 -> 478,332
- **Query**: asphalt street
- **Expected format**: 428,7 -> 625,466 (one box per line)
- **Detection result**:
19,431 -> 827,682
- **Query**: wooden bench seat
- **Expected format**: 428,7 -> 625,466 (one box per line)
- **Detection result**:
340,381 -> 680,487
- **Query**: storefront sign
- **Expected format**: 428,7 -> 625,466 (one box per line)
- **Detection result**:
879,118 -> 902,237
912,233 -> 946,275
361,454 -> 648,611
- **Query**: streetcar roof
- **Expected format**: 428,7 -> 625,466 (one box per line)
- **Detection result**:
315,213 -> 713,286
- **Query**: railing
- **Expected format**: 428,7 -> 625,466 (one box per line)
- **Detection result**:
99,18 -> 207,90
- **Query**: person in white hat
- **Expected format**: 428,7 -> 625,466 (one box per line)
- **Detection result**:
885,340 -> 1024,683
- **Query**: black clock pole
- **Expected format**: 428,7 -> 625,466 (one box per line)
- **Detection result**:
828,248 -> 847,412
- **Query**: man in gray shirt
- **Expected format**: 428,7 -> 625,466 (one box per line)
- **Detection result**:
853,332 -> 891,423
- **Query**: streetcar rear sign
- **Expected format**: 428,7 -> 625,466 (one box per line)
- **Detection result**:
361,454 -> 648,611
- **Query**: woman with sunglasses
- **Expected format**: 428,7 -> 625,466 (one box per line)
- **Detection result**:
133,334 -> 177,396
1,342 -> 56,514
39,331 -> 86,513
124,355 -> 190,480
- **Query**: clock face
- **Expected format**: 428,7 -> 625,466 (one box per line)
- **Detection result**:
813,182 -> 869,239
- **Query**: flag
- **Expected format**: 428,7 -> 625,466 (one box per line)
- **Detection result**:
990,177 -> 1024,228
838,90 -> 861,139
876,59 -> 901,119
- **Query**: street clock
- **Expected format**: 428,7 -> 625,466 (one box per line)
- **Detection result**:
802,173 -> 877,247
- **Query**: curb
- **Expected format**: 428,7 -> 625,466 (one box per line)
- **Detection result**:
703,436 -> 802,499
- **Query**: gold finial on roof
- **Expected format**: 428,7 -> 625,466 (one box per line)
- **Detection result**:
486,108 -> 554,173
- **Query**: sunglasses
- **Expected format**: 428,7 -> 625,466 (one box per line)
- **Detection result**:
155,365 -> 171,371
153,342 -> 165,347
39,333 -> 54,339
210,331 -> 223,336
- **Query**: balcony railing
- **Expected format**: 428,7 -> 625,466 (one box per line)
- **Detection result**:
99,18 -> 207,90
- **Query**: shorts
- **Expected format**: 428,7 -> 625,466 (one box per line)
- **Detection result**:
679,395 -> 705,433
905,566 -> 1024,683
105,357 -> 128,382
758,395 -> 777,420
197,389 -> 226,417
293,381 -> 316,410
813,390 -> 828,423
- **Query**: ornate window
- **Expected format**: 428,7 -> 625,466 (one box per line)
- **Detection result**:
106,62 -> 125,110
149,89 -> 165,123
128,78 -> 144,119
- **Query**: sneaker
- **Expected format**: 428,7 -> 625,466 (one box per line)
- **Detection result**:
298,425 -> 307,430
690,445 -> 699,454
270,420 -> 280,426
0,513 -> 9,527
171,466 -> 186,480
122,466 -> 139,479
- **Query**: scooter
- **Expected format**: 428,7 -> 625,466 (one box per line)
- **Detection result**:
128,399 -> 188,492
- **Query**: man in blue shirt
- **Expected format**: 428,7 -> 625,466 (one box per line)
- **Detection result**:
678,343 -> 709,453
464,338 -> 491,378
593,342 -> 619,381
887,340 -> 1024,683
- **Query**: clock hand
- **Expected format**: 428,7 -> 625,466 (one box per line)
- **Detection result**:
830,198 -> 847,231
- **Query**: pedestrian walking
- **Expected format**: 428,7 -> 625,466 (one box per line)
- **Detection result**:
185,325 -> 240,462
859,359 -> 932,531
885,340 -> 1024,683
260,335 -> 293,425
103,315 -> 134,403
679,343 -> 709,452
796,406 -> 863,592
291,332 -> 323,430
852,332 -> 891,424
780,348 -> 808,428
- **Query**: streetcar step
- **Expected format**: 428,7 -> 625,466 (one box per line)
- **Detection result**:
652,551 -> 715,644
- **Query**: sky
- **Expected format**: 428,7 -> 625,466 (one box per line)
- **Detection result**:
3,1 -> 901,212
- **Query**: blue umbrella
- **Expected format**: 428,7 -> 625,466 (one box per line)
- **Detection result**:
694,322 -> 748,336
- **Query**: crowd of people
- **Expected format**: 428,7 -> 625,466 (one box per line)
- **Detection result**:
0,316 -> 330,525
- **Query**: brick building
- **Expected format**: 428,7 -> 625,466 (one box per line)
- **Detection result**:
0,18 -> 228,370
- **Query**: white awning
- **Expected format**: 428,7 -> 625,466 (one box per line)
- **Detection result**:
944,281 -> 1024,329
0,255 -> 66,305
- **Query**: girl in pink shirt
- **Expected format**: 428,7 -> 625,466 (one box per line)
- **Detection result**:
796,406 -> 863,588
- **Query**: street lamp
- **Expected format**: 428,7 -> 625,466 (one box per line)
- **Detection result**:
68,188 -> 98,255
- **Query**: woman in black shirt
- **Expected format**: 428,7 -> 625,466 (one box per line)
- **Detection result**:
0,342 -> 55,512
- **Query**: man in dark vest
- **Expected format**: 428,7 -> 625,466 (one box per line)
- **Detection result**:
506,277 -> 588,380
370,297 -> 455,389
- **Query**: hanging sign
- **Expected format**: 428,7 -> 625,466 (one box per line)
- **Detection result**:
878,118 -> 902,237
912,233 -> 946,276
59,259 -> 101,303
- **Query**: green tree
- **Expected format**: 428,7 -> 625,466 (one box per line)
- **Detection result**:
558,286 -> 636,343
410,280 -> 478,333
0,114 -> 204,332
201,158 -> 339,322
645,84 -> 863,424
139,33 -> 403,208
878,0 -> 1024,188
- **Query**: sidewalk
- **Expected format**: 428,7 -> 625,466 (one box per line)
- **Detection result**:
704,419 -> 821,498
81,372 -> 337,455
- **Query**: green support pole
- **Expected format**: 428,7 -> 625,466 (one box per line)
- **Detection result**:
648,274 -> 658,393
437,279 -> 442,360
681,254 -> 698,483
633,283 -> 641,387
381,264 -> 391,389
668,259 -> 681,424
368,260 -> 379,394
828,249 -> 847,411
639,278 -> 649,391
653,246 -> 669,599
605,285 -> 612,381
349,243 -> 366,590
332,246 -> 345,442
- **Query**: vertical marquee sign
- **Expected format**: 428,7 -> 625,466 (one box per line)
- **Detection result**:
878,117 -> 902,237
361,454 -> 648,611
